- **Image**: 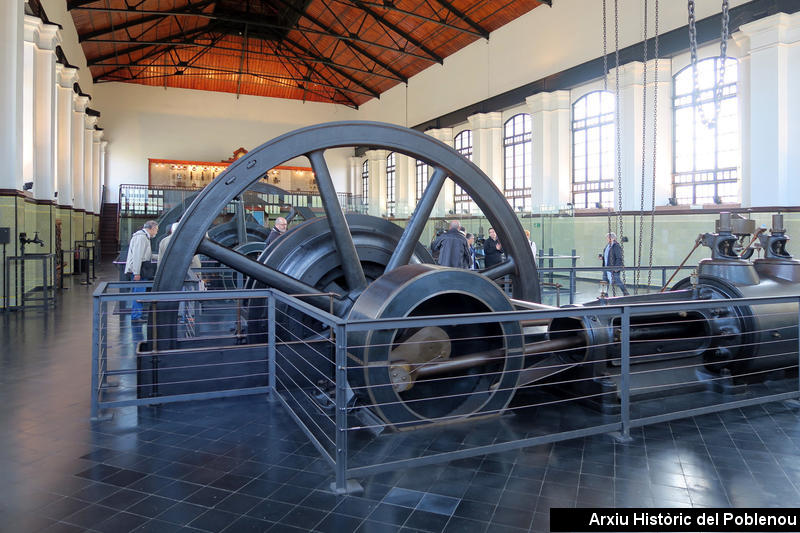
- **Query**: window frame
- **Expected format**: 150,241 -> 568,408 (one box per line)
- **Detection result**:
386,152 -> 396,214
571,90 -> 616,210
503,113 -> 532,212
672,56 -> 740,205
453,130 -> 475,214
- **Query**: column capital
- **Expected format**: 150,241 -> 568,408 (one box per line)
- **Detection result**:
467,111 -> 502,130
56,64 -> 79,88
74,94 -> 90,113
23,15 -> 42,44
525,91 -> 570,114
365,149 -> 389,161
736,12 -> 800,54
85,115 -> 98,129
425,127 -> 453,144
607,58 -> 671,90
101,141 -> 108,150
37,23 -> 61,50
93,129 -> 104,142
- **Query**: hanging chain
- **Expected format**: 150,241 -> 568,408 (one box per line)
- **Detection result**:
689,0 -> 730,129
636,0 -> 649,294
603,0 -> 609,92
603,0 -> 612,244
614,0 -> 625,292
647,0 -> 660,290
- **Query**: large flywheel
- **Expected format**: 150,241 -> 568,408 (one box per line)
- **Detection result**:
153,121 -> 540,428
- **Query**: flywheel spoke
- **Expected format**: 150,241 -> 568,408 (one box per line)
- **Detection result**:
308,149 -> 368,293
197,237 -> 346,314
481,258 -> 516,279
385,166 -> 447,272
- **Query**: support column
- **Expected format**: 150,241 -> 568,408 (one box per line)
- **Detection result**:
33,22 -> 60,203
735,12 -> 800,207
72,93 -> 88,210
100,140 -> 108,204
55,65 -> 77,207
22,16 -> 40,189
92,129 -> 103,214
84,115 -> 97,215
609,59 -> 674,211
395,154 -> 413,218
425,127 -> 454,217
347,156 -> 360,197
467,112 -> 503,192
0,0 -> 23,192
526,91 -> 571,212
366,149 -> 388,218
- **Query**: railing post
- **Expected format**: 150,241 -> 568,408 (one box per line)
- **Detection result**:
548,248 -> 554,285
90,296 -> 101,420
333,322 -> 349,493
268,293 -> 276,400
620,306 -> 631,440
569,268 -> 576,305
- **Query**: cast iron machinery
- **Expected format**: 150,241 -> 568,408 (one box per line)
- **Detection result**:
151,121 -> 800,430
152,121 -> 540,427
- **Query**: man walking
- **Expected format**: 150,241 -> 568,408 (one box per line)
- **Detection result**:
125,220 -> 159,321
601,232 -> 629,296
432,220 -> 471,269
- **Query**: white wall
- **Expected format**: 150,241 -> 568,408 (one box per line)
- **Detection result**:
92,83 -> 358,201
357,0 -> 750,127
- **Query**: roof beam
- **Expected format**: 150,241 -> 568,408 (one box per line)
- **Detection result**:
280,34 -> 381,97
333,0 -> 487,39
72,5 -> 434,64
433,0 -> 490,39
348,0 -> 443,63
95,63 -> 375,99
274,0 -> 407,82
86,25 -> 211,66
78,0 -> 216,42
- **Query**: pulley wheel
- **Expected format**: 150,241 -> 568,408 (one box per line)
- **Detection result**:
347,264 -> 524,430
154,121 -> 540,348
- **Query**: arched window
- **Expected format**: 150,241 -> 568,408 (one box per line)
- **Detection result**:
361,159 -> 369,206
572,91 -> 615,209
386,152 -> 396,214
503,114 -> 532,212
453,130 -> 475,214
415,160 -> 428,201
673,57 -> 739,205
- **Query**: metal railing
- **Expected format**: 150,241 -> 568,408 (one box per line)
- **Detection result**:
91,283 -> 800,494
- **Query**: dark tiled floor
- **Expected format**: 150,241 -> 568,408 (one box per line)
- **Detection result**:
2,262 -> 800,532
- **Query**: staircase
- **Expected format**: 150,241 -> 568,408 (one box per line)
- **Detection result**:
99,202 -> 119,257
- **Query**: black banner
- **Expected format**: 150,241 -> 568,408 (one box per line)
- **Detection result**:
550,508 -> 800,532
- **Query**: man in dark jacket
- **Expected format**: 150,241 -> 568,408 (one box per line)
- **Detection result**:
483,227 -> 503,268
265,217 -> 288,246
432,220 -> 471,268
601,232 -> 629,296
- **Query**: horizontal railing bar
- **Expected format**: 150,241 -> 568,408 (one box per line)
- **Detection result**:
347,422 -> 622,478
97,386 -> 270,409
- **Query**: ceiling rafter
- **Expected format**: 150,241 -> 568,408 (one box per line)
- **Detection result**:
335,0 -> 486,39
433,0 -> 490,38
78,0 -> 216,42
348,0 -> 443,64
86,25 -> 212,66
72,5 -> 439,63
275,0 -> 408,82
